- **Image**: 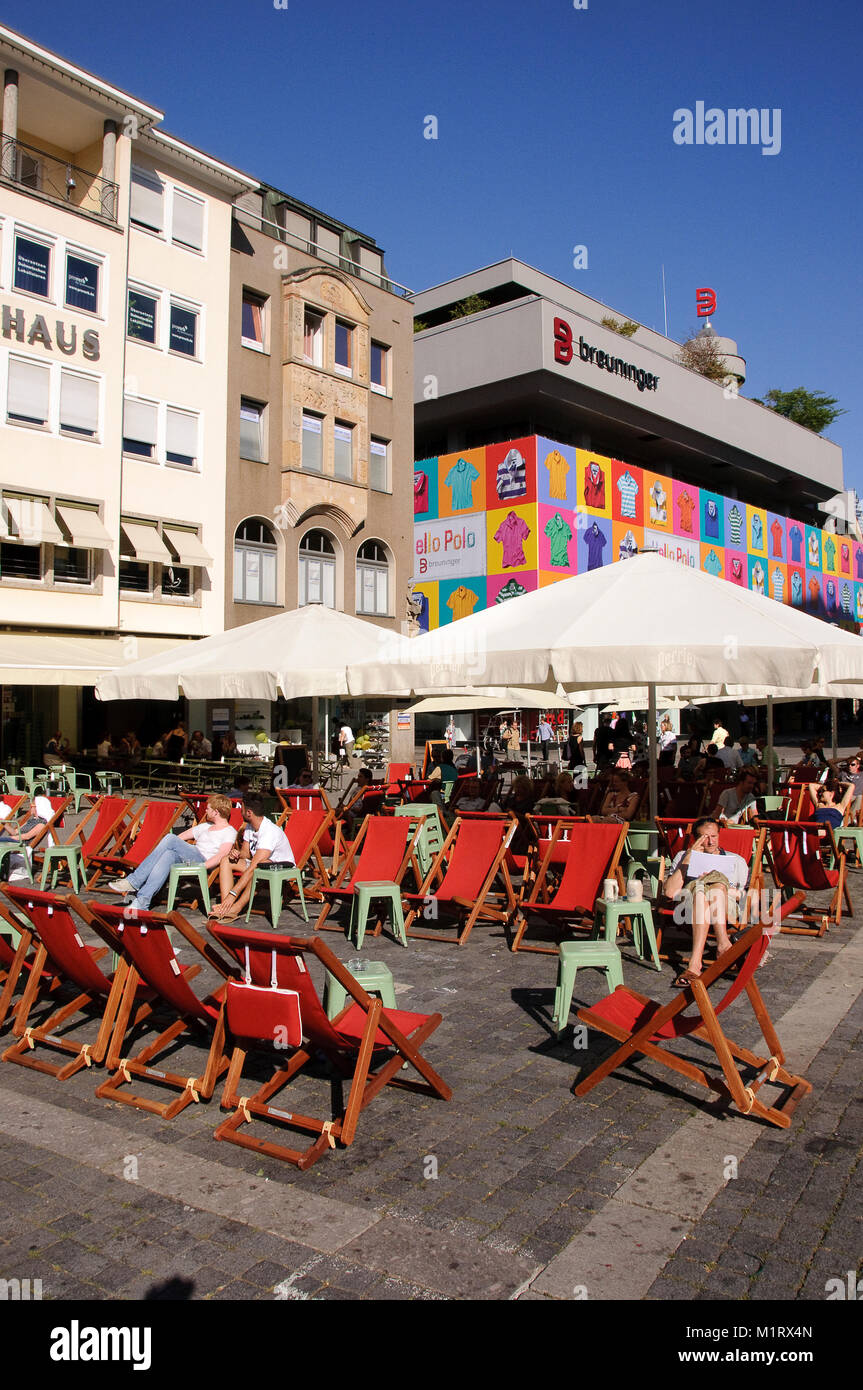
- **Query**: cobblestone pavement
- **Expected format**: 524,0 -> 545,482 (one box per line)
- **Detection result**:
0,840 -> 860,1302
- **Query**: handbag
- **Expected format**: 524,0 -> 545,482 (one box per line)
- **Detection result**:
224,944 -> 303,1047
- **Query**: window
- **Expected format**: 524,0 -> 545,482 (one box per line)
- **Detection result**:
301,412 -> 323,472
0,542 -> 41,582
369,437 -> 390,493
123,398 -> 158,460
127,287 -> 158,345
240,400 -> 265,462
130,166 -> 165,233
234,519 -> 277,604
7,357 -> 50,426
299,530 -> 335,608
53,547 -> 91,585
356,540 -> 389,616
64,252 -> 100,314
172,191 -> 205,252
370,341 -> 389,393
119,559 -> 151,594
13,233 -> 51,298
333,422 -> 353,480
166,408 -> 198,468
169,301 -> 198,357
59,371 -> 99,439
303,309 -> 323,366
242,291 -> 267,349
161,563 -> 192,597
334,320 -> 353,375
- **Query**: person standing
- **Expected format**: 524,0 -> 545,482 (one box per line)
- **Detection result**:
538,715 -> 554,764
338,722 -> 355,763
567,720 -> 586,772
165,721 -> 187,761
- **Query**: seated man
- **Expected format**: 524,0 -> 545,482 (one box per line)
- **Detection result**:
665,817 -> 751,987
210,794 -> 295,922
716,737 -> 743,771
715,768 -> 760,823
108,795 -> 236,910
187,729 -> 212,759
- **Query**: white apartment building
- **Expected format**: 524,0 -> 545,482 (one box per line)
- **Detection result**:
0,24 -> 256,759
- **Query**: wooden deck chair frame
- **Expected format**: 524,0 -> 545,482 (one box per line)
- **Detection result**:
510,820 -> 628,955
314,815 -> 423,935
209,925 -> 451,1169
403,814 -> 518,947
72,795 -> 137,869
0,894 -> 62,1029
573,911 -> 812,1128
85,798 -> 184,888
72,901 -> 238,1120
756,819 -> 852,935
0,886 -> 153,1080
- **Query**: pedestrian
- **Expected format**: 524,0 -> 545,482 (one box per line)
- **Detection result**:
567,720 -> 586,771
538,715 -> 554,764
165,721 -> 187,760
338,722 -> 355,762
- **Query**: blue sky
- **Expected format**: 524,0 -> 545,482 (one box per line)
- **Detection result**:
5,0 -> 861,487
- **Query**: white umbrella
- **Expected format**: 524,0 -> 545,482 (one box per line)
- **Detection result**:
95,604 -> 392,703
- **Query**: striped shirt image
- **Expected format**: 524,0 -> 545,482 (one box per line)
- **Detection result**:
617,471 -> 639,519
727,506 -> 743,546
771,567 -> 784,602
841,582 -> 852,615
496,449 -> 527,501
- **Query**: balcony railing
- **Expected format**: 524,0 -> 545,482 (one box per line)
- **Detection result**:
233,206 -> 413,299
0,135 -> 119,224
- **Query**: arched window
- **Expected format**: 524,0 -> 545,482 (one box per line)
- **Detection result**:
356,539 -> 389,616
299,528 -> 336,607
234,518 -> 277,604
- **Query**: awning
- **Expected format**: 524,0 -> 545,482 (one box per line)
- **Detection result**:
0,633 -> 192,686
56,506 -> 114,551
4,497 -> 63,544
120,521 -> 172,562
163,526 -> 213,566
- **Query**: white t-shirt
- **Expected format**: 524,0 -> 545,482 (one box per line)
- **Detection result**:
717,788 -> 756,822
340,726 -> 354,744
244,818 -> 295,865
189,822 -> 237,861
670,848 -> 749,890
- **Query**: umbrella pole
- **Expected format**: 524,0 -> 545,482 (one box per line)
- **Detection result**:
767,695 -> 774,795
831,698 -> 838,761
648,682 -> 658,828
311,695 -> 319,781
527,738 -> 531,773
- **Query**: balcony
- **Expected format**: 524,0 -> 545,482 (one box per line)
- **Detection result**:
0,134 -> 119,224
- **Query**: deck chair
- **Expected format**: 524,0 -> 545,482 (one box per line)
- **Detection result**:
0,794 -> 26,820
403,815 -> 518,947
237,806 -> 335,916
0,893 -> 62,1028
757,819 -> 852,934
73,796 -> 136,871
573,911 -> 812,1128
78,901 -> 238,1119
209,924 -> 451,1169
0,886 -> 154,1080
85,799 -> 184,888
276,788 -> 333,815
314,815 -> 422,936
661,783 -> 706,820
511,821 -> 628,954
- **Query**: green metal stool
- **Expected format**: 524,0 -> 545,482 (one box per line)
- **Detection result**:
835,827 -> 863,867
65,772 -> 94,813
552,940 -> 624,1033
324,958 -> 397,1021
349,880 -> 407,949
0,840 -> 33,882
592,897 -> 661,971
166,862 -> 211,915
244,865 -> 308,927
40,844 -> 83,892
394,803 -> 444,880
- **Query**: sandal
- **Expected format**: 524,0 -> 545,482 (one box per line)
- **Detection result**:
673,968 -> 702,988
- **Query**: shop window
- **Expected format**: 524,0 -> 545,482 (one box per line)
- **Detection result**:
161,564 -> 192,598
13,233 -> 51,298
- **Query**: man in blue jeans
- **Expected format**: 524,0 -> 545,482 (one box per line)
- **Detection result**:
108,794 -> 237,910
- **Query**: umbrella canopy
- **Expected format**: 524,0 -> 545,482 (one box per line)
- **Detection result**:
95,604 -> 393,702
405,688 -> 585,715
346,554 -> 863,697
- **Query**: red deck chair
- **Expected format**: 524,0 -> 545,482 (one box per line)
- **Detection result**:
0,893 -> 62,1028
403,815 -> 518,947
209,924 -> 451,1168
231,807 -> 335,912
511,821 -> 628,954
506,814 -> 588,880
661,783 -> 706,820
652,826 -> 767,957
0,794 -> 26,820
655,818 -> 694,865
79,901 -> 238,1119
574,911 -> 811,1127
85,799 -> 183,888
277,789 -> 335,856
757,819 -> 852,935
0,886 -> 154,1079
314,816 -> 422,935
72,796 -> 137,870
385,762 -> 413,786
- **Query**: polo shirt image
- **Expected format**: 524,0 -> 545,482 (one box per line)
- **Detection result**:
496,448 -> 527,501
543,513 -> 572,567
617,471 -> 639,519
494,511 -> 530,568
584,462 -> 605,508
446,585 -> 478,620
544,449 -> 569,500
585,524 -> 607,570
445,458 -> 479,511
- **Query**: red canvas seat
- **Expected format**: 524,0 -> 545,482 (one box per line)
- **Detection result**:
86,799 -> 183,887
403,815 -> 517,946
757,819 -> 851,934
0,894 -> 60,1028
511,821 -> 628,954
0,886 -> 154,1078
574,910 -> 811,1127
209,924 -> 451,1168
314,816 -> 421,934
76,901 -> 238,1119
74,796 -> 136,868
